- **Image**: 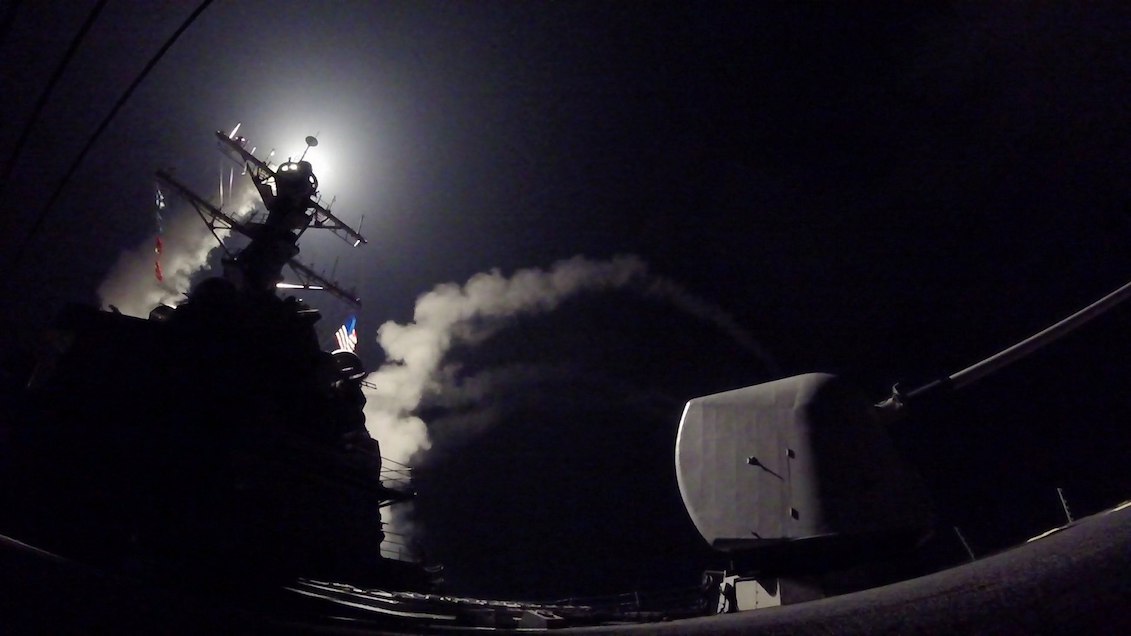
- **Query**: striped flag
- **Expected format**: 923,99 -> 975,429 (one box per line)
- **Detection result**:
335,315 -> 358,352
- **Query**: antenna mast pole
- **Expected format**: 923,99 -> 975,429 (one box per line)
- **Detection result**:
876,276 -> 1131,416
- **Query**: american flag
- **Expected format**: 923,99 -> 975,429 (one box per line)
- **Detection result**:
335,315 -> 358,352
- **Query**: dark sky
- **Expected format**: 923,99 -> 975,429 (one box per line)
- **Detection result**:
2,2 -> 1131,600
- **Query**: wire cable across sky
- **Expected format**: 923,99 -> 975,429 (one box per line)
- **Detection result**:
7,0 -> 216,277
0,0 -> 109,190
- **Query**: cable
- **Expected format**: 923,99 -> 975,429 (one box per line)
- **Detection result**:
7,0 -> 216,276
0,0 -> 110,189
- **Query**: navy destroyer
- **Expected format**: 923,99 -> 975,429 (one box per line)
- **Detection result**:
0,127 -> 426,592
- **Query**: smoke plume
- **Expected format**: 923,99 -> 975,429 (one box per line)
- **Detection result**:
362,254 -> 773,462
362,254 -> 771,557
97,182 -> 257,317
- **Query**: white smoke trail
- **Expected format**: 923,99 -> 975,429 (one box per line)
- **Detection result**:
97,183 -> 258,317
362,255 -> 647,460
641,276 -> 777,372
428,362 -> 686,438
362,254 -> 771,557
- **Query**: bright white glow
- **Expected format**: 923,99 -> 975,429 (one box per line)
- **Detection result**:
275,135 -> 334,190
276,282 -> 323,290
1106,500 -> 1131,514
228,122 -> 241,139
245,122 -> 358,227
1026,526 -> 1065,543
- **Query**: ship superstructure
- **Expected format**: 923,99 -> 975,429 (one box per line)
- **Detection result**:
0,127 -> 424,591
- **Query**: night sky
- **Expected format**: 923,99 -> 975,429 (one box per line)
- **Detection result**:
2,2 -> 1131,601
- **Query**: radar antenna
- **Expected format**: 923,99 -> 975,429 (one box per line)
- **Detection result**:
155,126 -> 366,308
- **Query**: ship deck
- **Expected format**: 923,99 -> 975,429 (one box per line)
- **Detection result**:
2,500 -> 1129,633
